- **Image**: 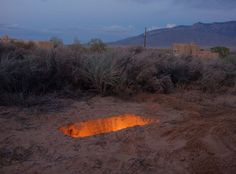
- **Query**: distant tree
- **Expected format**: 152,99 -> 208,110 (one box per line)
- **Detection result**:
211,46 -> 230,58
50,37 -> 64,48
88,39 -> 106,53
70,37 -> 85,51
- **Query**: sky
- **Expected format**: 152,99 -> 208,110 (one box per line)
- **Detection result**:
0,0 -> 236,43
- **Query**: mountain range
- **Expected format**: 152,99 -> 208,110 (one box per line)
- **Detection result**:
111,21 -> 236,48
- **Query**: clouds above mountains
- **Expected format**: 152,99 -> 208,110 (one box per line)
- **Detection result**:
177,0 -> 236,9
131,0 -> 236,9
0,0 -> 236,42
39,0 -> 236,9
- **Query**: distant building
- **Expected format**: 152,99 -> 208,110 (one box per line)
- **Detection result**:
0,35 -> 53,49
172,43 -> 219,59
0,35 -> 19,43
34,41 -> 54,49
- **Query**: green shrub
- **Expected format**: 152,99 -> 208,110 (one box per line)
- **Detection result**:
211,46 -> 230,58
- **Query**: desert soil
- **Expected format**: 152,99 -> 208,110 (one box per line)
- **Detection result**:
0,90 -> 236,174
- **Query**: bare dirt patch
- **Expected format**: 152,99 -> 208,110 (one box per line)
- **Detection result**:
0,90 -> 235,174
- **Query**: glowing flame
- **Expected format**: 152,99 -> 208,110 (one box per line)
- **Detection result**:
59,114 -> 157,138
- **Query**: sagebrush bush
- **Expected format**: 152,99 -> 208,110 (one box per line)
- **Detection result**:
200,58 -> 236,91
77,54 -> 121,95
0,44 -> 235,105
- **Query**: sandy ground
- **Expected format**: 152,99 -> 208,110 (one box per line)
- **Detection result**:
0,90 -> 236,174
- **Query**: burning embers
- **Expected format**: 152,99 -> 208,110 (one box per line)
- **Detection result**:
59,114 -> 157,138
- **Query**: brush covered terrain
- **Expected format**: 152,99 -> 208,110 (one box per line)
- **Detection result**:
0,43 -> 236,174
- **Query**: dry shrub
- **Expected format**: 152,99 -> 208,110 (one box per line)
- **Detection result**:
89,39 -> 107,53
0,47 -> 83,106
128,46 -> 144,54
200,58 -> 236,92
0,45 -> 235,105
74,50 -> 132,95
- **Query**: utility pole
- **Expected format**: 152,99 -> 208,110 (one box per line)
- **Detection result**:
144,27 -> 147,48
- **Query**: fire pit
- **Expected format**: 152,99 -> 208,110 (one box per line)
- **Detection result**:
59,114 -> 157,138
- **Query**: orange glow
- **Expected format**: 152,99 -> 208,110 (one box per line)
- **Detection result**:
59,114 -> 157,138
